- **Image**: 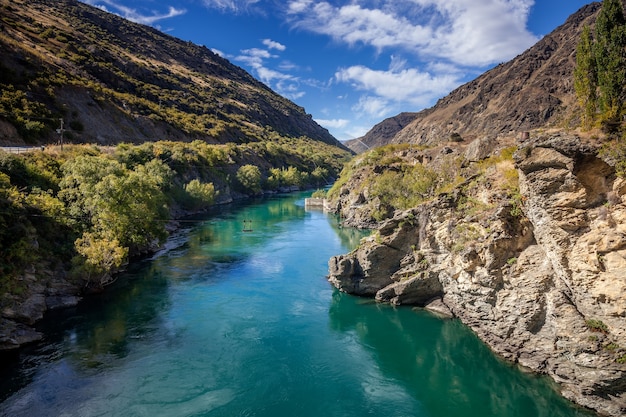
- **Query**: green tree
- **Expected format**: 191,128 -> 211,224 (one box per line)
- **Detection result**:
184,179 -> 216,210
60,155 -> 169,261
59,156 -> 125,227
311,166 -> 329,187
236,164 -> 262,194
73,232 -> 128,287
266,167 -> 282,190
594,0 -> 626,126
89,167 -> 168,253
574,25 -> 598,129
281,166 -> 304,187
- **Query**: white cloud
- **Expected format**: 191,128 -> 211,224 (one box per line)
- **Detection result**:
335,61 -> 461,109
278,61 -> 299,71
201,0 -> 262,13
277,80 -> 306,100
287,0 -> 313,14
286,0 -> 538,67
256,66 -> 289,83
81,0 -> 185,25
235,42 -> 306,100
262,39 -> 286,51
314,118 -> 350,129
352,96 -> 391,118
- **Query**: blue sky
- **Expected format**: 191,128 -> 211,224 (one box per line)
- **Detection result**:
80,0 -> 593,141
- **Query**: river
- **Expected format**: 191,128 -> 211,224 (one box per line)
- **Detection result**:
0,192 -> 594,417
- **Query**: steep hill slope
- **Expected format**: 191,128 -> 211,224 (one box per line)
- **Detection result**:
345,112 -> 418,153
350,2 -> 601,151
0,0 -> 344,148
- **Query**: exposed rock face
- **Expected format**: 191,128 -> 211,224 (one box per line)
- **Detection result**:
328,134 -> 626,416
0,266 -> 81,351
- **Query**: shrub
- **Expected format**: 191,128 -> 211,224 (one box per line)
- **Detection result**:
311,189 -> 327,198
236,164 -> 262,194
586,319 -> 609,333
184,179 -> 216,210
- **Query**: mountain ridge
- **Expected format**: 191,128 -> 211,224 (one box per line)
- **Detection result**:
346,2 -> 602,152
0,0 -> 346,149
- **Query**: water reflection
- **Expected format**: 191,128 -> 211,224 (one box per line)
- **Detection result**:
0,192 -> 594,417
0,263 -> 171,402
328,290 -> 594,417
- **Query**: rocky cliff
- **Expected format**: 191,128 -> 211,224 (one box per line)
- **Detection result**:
327,133 -> 626,416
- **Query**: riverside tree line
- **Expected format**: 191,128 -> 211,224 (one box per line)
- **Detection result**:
0,138 -> 350,294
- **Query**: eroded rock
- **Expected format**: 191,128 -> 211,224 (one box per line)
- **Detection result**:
327,134 -> 626,416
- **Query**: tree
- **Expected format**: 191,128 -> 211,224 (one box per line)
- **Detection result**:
594,0 -> 626,126
311,166 -> 329,187
574,0 -> 626,130
60,155 -> 169,262
266,167 -> 281,190
90,167 -> 168,253
184,179 -> 216,210
236,164 -> 262,194
574,25 -> 597,129
59,155 -> 126,228
73,232 -> 127,287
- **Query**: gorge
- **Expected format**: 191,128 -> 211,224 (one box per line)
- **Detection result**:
0,193 -> 594,417
0,0 -> 625,416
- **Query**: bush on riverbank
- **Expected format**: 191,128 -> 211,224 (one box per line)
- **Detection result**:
0,138 -> 351,295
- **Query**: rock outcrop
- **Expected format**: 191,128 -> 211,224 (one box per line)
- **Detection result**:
0,266 -> 81,350
328,134 -> 626,416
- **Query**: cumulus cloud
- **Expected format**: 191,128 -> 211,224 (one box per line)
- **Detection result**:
335,60 -> 461,110
286,0 -> 538,67
80,0 -> 185,25
262,39 -> 287,51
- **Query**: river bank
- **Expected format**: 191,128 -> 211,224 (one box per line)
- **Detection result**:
326,133 -> 626,417
0,192 -> 592,417
0,186 -> 314,353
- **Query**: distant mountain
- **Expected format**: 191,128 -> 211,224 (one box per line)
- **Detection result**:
348,2 -> 601,152
0,0 -> 345,149
344,112 -> 419,153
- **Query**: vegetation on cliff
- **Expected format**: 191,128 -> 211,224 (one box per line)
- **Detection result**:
326,141 -> 519,225
574,0 -> 626,131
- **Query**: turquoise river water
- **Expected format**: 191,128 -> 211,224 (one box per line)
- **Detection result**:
0,192 -> 595,417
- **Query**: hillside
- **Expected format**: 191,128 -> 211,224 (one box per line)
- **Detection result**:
348,2 -> 601,152
0,0 -> 344,149
345,112 -> 418,153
